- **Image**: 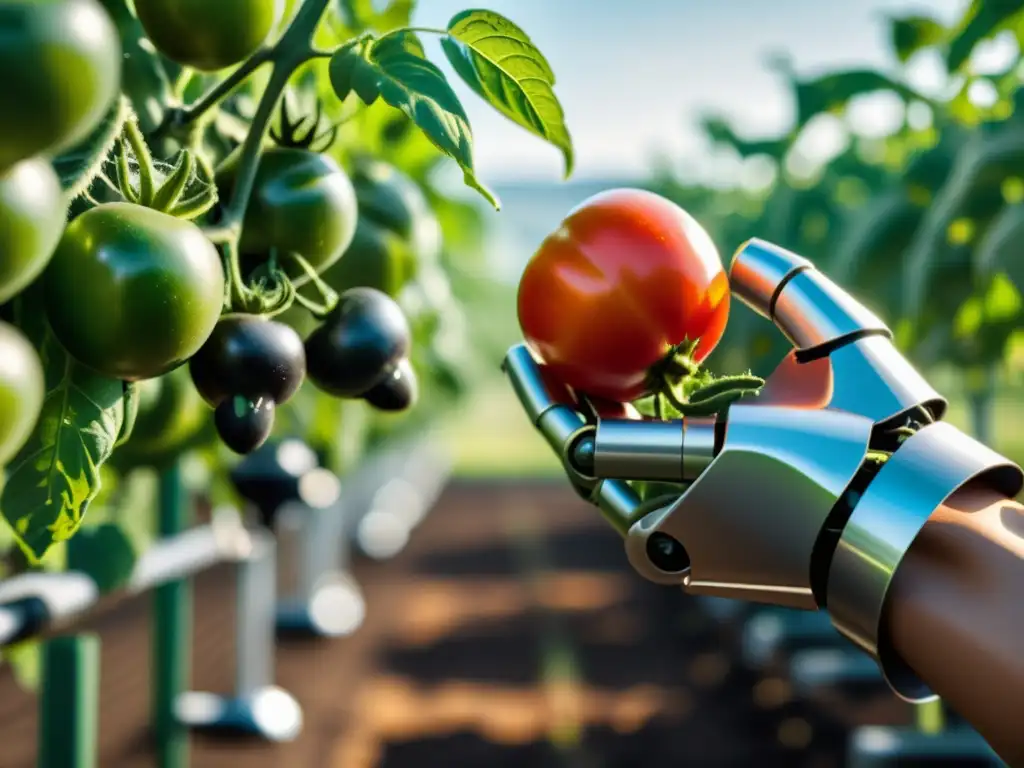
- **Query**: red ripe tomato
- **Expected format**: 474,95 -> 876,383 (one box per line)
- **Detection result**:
517,188 -> 730,402
537,361 -> 640,420
586,396 -> 642,420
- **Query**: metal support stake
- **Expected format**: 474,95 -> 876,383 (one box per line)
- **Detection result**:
276,500 -> 364,638
38,634 -> 100,768
176,530 -> 303,741
153,463 -> 190,768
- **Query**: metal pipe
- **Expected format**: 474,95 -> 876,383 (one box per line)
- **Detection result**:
0,517 -> 251,651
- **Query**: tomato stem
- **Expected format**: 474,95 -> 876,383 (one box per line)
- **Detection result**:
178,48 -> 274,127
115,382 -> 140,448
289,253 -> 340,317
652,366 -> 764,419
222,241 -> 255,312
658,374 -> 689,413
153,0 -> 334,313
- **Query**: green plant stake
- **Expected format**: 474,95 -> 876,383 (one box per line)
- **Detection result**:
152,462 -> 191,768
38,634 -> 100,768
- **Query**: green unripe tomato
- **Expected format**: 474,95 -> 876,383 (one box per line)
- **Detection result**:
44,203 -> 226,381
314,160 -> 438,299
352,159 -> 442,261
134,0 -> 282,72
0,0 -> 121,171
218,147 -> 358,286
0,321 -> 44,466
318,218 -> 416,297
0,158 -> 67,304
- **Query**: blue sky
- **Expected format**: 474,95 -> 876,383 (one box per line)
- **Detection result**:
413,0 -> 974,182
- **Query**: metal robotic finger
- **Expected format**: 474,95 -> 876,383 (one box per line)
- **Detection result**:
502,344 -> 652,535
730,238 -> 945,426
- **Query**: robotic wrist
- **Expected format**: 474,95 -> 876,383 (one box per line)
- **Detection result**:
826,420 -> 1023,702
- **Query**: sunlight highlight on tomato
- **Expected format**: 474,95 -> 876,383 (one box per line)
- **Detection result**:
517,188 -> 730,402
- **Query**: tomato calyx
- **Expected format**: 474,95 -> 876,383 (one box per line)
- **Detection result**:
647,338 -> 702,384
642,337 -> 766,419
116,118 -> 218,221
269,92 -> 338,153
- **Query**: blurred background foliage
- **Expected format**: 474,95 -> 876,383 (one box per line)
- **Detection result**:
446,0 -> 1024,477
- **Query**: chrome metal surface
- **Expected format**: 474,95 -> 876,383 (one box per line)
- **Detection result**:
131,514 -> 251,592
730,238 -> 811,317
772,268 -> 890,351
826,335 -> 947,422
627,404 -> 873,608
591,479 -> 643,536
538,407 -> 591,468
683,418 -> 717,480
828,421 -> 1023,702
503,344 -> 568,424
594,419 -> 684,480
236,532 -> 276,695
624,504 -> 686,585
761,336 -> 947,425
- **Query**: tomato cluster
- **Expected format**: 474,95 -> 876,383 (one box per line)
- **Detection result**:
0,0 -> 435,467
0,0 -> 121,463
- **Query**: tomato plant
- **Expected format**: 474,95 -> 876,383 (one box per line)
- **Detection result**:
0,0 -> 573,569
518,189 -> 736,406
0,0 -> 121,171
133,0 -> 281,72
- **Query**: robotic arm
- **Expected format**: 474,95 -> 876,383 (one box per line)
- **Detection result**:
503,238 -> 1024,745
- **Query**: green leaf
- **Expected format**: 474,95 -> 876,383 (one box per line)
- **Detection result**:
3,642 -> 41,692
51,96 -> 131,200
328,40 -> 368,103
946,0 -> 1024,72
66,522 -> 138,593
0,308 -> 125,563
352,32 -> 498,208
889,15 -> 947,63
701,116 -> 790,160
793,69 -> 929,128
975,202 -> 1024,292
831,189 -> 923,320
903,125 -> 1024,316
442,10 -> 573,178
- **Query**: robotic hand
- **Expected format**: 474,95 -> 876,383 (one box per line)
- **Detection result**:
503,237 -> 1024,705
